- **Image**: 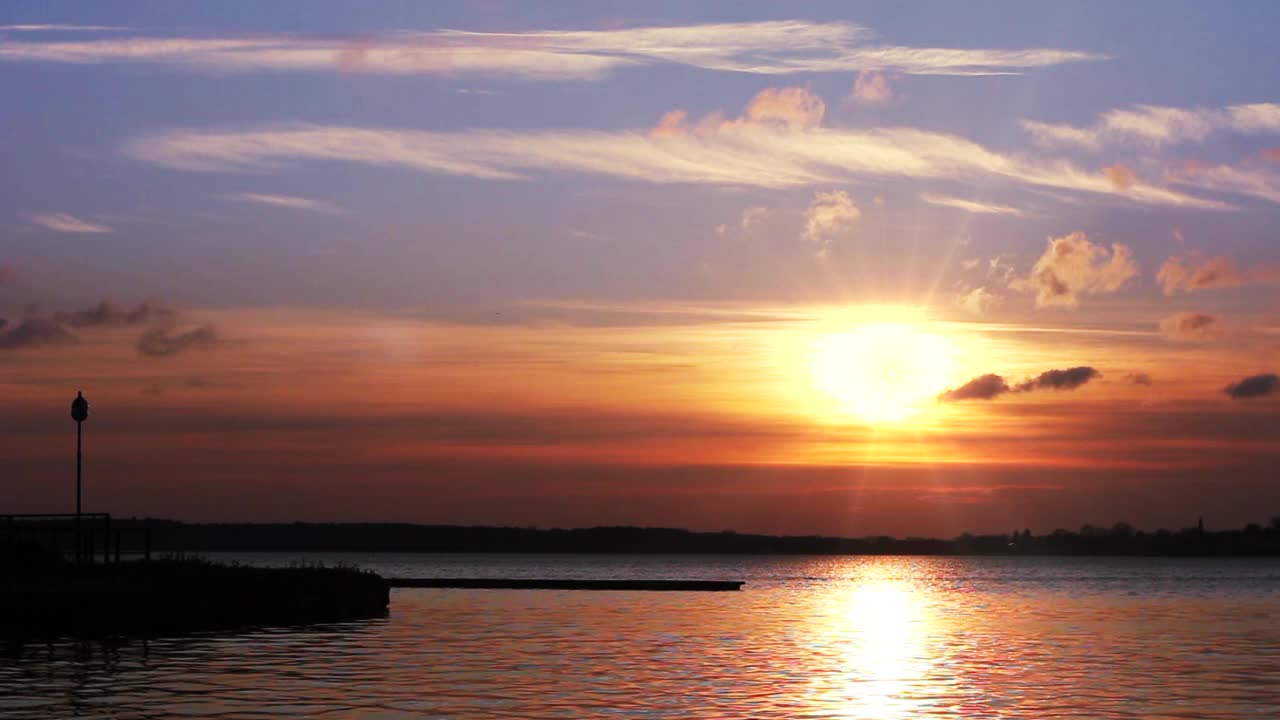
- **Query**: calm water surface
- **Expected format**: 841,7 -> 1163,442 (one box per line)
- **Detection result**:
3,555 -> 1280,719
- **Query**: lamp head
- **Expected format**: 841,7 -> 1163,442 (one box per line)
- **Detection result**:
71,391 -> 89,423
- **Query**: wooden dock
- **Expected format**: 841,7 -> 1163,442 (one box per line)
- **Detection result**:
387,578 -> 744,591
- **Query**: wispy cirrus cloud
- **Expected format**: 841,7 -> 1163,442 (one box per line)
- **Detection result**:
1021,102 -> 1280,150
0,24 -> 128,33
920,193 -> 1024,215
1167,160 -> 1280,205
123,91 -> 1228,210
29,212 -> 112,234
233,192 -> 345,214
0,20 -> 1104,81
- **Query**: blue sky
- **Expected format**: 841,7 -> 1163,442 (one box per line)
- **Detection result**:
4,2 -> 1280,312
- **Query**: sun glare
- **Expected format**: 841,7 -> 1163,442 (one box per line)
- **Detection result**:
810,323 -> 957,423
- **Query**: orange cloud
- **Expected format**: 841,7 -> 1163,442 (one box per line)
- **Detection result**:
1262,148 -> 1280,162
741,86 -> 826,129
1156,255 -> 1279,294
1015,232 -> 1138,308
1103,163 -> 1136,191
1159,312 -> 1224,342
648,109 -> 689,139
649,86 -> 826,137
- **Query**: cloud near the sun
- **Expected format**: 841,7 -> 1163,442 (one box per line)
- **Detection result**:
802,190 -> 859,252
1014,366 -> 1101,392
1012,232 -> 1137,308
939,366 -> 1100,401
955,286 -> 1003,315
939,373 -> 1011,401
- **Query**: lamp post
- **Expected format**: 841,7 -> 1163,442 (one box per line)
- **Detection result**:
71,391 -> 89,562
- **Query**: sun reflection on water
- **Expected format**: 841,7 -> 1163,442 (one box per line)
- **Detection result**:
817,562 -> 937,719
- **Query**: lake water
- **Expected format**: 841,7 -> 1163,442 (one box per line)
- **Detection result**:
3,555 -> 1280,718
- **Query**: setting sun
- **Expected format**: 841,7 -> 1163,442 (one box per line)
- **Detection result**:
811,323 -> 957,422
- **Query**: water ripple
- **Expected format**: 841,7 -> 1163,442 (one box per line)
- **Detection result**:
4,556 -> 1280,718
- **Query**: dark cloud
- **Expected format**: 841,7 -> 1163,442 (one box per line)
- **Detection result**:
136,324 -> 218,357
53,299 -> 173,328
1224,373 -> 1279,400
939,374 -> 1011,401
0,298 -> 217,356
0,265 -> 17,284
1014,366 -> 1100,392
1127,372 -> 1154,386
0,316 -> 78,350
941,366 -> 1100,402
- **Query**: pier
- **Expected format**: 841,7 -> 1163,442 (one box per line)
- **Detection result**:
388,578 -> 744,591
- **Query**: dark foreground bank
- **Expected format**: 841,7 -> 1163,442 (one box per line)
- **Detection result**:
1,548 -> 389,641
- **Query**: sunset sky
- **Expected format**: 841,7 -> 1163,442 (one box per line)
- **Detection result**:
3,1 -> 1279,537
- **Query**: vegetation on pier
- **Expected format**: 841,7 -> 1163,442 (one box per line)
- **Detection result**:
1,539 -> 389,640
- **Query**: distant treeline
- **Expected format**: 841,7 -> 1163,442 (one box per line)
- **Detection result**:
90,517 -> 1280,556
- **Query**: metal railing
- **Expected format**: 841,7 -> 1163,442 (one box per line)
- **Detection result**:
1,513 -> 151,564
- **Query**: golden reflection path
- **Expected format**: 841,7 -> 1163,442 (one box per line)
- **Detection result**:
809,559 -> 940,719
